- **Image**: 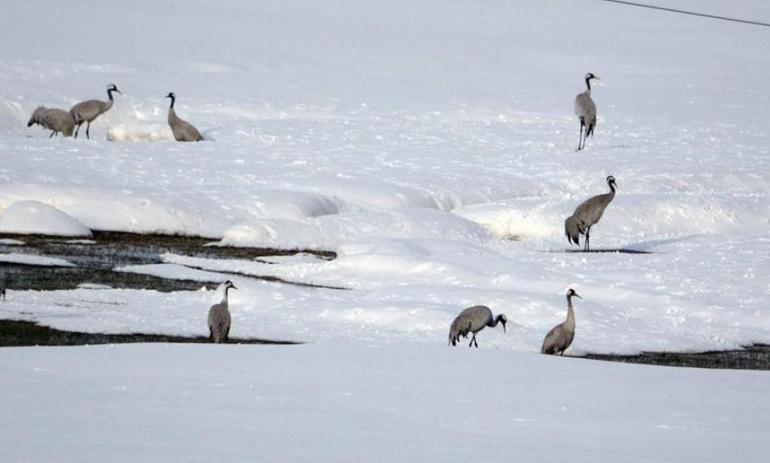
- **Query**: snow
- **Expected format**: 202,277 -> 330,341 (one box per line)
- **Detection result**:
1,0 -> 769,460
0,253 -> 76,267
0,200 -> 92,237
0,344 -> 768,463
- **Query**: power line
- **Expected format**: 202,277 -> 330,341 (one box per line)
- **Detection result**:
595,0 -> 770,27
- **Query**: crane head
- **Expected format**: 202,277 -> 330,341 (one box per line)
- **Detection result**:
224,280 -> 238,291
567,288 -> 582,299
585,72 -> 599,80
108,83 -> 122,95
497,314 -> 507,332
606,175 -> 617,189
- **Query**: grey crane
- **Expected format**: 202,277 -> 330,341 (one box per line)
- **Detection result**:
208,280 -> 237,343
541,288 -> 581,355
449,305 -> 507,347
165,92 -> 204,142
27,106 -> 75,137
575,72 -> 599,151
565,175 -> 617,252
27,106 -> 49,132
70,83 -> 121,139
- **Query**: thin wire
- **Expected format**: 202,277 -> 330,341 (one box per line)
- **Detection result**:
595,0 -> 770,27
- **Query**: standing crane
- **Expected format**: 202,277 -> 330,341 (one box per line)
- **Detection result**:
575,73 -> 599,151
565,175 -> 617,252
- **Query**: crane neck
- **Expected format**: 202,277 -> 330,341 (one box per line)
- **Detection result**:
221,286 -> 231,304
168,96 -> 176,109
565,295 -> 576,327
585,77 -> 591,92
107,88 -> 116,101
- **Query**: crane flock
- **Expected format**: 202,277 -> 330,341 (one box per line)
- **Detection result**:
27,84 -> 203,142
22,74 -> 618,354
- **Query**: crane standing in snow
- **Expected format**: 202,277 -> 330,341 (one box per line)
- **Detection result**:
565,175 -> 617,252
70,84 -> 121,139
208,280 -> 237,343
541,288 -> 581,355
165,92 -> 204,142
575,73 -> 599,151
449,305 -> 507,347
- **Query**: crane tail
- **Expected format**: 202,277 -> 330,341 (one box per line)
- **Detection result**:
565,216 -> 581,246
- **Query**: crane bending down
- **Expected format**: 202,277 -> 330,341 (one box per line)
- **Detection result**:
449,305 -> 507,348
565,175 -> 617,252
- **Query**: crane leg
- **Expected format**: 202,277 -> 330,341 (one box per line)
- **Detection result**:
49,130 -> 55,138
74,123 -> 80,138
86,122 -> 91,140
584,227 -> 590,252
577,125 -> 583,151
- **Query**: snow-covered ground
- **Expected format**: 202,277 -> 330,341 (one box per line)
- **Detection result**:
1,343 -> 768,463
1,1 -> 769,460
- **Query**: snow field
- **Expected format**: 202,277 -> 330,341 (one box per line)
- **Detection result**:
1,343 -> 768,463
1,0 -> 770,461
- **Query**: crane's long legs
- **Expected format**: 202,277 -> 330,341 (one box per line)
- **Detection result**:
468,334 -> 479,348
74,123 -> 81,138
86,122 -> 91,140
577,125 -> 584,151
584,227 -> 591,252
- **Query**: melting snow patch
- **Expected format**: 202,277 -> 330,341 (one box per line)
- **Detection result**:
0,253 -> 76,267
0,200 -> 92,237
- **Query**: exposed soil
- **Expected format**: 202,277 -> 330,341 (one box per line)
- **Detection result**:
0,231 -> 337,292
0,319 -> 298,346
581,345 -> 770,370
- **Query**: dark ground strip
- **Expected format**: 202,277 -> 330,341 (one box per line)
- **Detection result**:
0,232 -> 337,292
582,345 -> 770,370
561,248 -> 651,254
0,320 -> 299,346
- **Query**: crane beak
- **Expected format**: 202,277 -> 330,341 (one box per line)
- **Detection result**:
231,284 -> 238,290
574,293 -> 582,299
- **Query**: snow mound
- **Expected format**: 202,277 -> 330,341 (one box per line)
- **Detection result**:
107,123 -> 175,142
0,200 -> 92,237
